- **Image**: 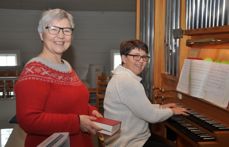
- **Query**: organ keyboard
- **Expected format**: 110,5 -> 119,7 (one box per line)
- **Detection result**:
160,92 -> 229,147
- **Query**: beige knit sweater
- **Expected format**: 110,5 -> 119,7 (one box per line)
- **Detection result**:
104,65 -> 173,147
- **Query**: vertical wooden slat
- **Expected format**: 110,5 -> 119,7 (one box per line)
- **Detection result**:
154,0 -> 166,88
179,0 -> 190,74
136,0 -> 141,39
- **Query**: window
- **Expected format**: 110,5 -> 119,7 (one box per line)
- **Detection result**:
113,53 -> 121,69
110,50 -> 121,70
0,54 -> 17,66
0,50 -> 20,67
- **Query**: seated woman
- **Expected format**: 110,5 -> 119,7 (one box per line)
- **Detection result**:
104,39 -> 188,147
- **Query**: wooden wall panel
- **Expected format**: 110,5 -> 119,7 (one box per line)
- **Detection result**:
153,0 -> 166,88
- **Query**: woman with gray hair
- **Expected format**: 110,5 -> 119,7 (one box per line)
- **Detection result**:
15,8 -> 102,147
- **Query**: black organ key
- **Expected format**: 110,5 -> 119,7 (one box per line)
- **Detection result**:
184,109 -> 229,131
168,115 -> 216,142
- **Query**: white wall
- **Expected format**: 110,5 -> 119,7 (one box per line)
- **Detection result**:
0,9 -> 135,76
0,9 -> 135,128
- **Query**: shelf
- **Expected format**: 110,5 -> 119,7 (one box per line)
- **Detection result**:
182,26 -> 229,48
186,38 -> 229,48
184,26 -> 229,36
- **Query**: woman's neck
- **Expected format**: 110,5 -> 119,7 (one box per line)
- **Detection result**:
39,51 -> 63,64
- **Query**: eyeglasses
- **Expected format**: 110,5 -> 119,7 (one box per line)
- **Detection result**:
127,54 -> 150,62
45,26 -> 74,36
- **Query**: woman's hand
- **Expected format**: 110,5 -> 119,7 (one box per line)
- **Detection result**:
171,106 -> 188,115
161,103 -> 188,115
92,110 -> 103,118
161,103 -> 177,108
79,115 -> 102,135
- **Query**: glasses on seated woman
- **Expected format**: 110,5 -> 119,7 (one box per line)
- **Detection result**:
126,54 -> 150,62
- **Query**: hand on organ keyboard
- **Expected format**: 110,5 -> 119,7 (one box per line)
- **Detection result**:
161,103 -> 189,116
160,103 -> 177,108
169,104 -> 188,116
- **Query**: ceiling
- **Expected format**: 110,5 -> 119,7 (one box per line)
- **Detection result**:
0,0 -> 136,11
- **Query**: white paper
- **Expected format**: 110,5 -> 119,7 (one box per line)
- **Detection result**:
177,59 -> 229,108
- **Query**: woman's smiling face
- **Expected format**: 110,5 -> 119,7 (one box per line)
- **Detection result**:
40,18 -> 73,56
122,48 -> 148,75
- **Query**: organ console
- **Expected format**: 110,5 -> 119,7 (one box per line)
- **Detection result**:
155,90 -> 229,147
146,0 -> 229,146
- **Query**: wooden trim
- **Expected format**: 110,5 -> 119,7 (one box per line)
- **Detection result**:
135,0 -> 141,39
184,26 -> 229,36
161,73 -> 178,82
161,73 -> 178,91
153,0 -> 166,88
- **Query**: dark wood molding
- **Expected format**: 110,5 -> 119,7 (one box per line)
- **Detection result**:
184,26 -> 229,36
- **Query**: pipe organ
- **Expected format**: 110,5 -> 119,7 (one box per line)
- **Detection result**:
144,0 -> 229,147
186,0 -> 229,30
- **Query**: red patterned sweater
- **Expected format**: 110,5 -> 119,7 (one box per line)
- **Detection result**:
15,61 -> 96,147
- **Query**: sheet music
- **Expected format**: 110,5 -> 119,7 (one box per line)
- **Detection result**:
202,63 -> 229,108
177,59 -> 229,108
176,59 -> 191,94
189,60 -> 211,98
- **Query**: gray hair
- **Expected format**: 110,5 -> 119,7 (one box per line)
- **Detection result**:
37,8 -> 74,33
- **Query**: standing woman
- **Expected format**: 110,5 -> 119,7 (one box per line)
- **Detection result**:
15,8 -> 102,147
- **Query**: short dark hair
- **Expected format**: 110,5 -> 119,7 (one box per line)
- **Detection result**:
120,39 -> 149,56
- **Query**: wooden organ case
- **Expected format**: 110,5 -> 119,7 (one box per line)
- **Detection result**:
149,0 -> 229,145
155,26 -> 229,147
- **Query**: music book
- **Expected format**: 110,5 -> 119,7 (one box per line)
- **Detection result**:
93,117 -> 121,136
177,59 -> 229,108
37,132 -> 70,147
